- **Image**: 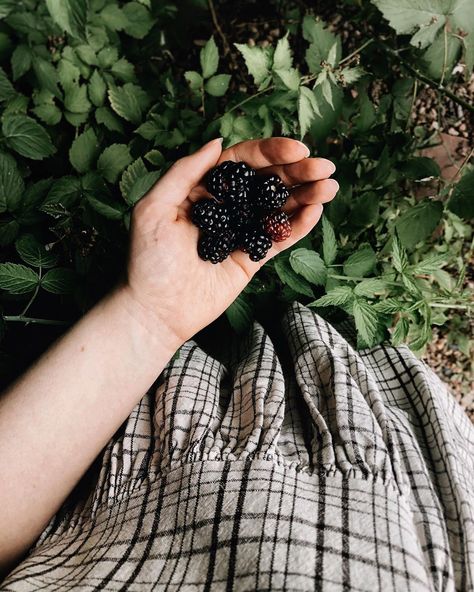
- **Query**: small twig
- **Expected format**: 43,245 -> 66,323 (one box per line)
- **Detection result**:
406,78 -> 418,130
382,44 -> 474,114
4,316 -> 70,326
338,38 -> 374,67
440,24 -> 448,87
429,303 -> 472,311
207,0 -> 230,56
451,148 -> 474,181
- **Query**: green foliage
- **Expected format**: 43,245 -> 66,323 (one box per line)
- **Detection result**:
0,0 -> 471,370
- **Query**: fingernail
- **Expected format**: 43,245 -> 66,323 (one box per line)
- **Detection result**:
296,141 -> 310,157
201,137 -> 223,150
327,160 -> 336,175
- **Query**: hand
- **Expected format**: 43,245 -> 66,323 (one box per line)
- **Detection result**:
120,137 -> 339,348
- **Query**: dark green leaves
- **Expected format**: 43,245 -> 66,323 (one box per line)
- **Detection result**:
448,169 -> 474,220
274,257 -> 314,297
200,37 -> 219,79
41,268 -> 76,294
343,245 -> 376,277
45,0 -> 88,40
69,128 -> 99,173
2,115 -> 55,160
289,249 -> 327,285
394,200 -> 443,249
0,263 -> 39,294
235,43 -> 273,89
15,234 -> 58,268
122,2 -> 155,39
97,144 -> 132,183
109,83 -> 147,124
0,153 -> 24,213
226,295 -> 253,334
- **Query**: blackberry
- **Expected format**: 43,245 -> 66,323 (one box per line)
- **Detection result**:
227,199 -> 257,230
240,226 -> 273,262
253,174 -> 289,210
263,211 -> 292,242
191,199 -> 229,234
198,231 -> 236,264
206,161 -> 255,202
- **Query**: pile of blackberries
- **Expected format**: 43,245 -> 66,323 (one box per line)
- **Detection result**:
191,160 -> 292,264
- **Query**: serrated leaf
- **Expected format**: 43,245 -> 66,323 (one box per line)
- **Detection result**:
411,253 -> 447,274
122,2 -> 154,39
95,106 -> 124,133
309,285 -> 354,307
353,298 -> 379,347
0,218 -> 19,247
97,144 -> 132,184
109,83 -> 146,124
303,17 -> 341,74
58,59 -> 80,92
42,176 -> 81,209
69,128 -> 99,173
0,67 -> 15,102
235,43 -> 272,89
126,171 -> 160,206
144,149 -> 164,167
322,215 -> 337,265
343,244 -> 376,277
289,248 -> 327,285
0,263 -> 39,294
274,68 -> 300,91
392,234 -> 408,273
391,316 -> 410,346
298,86 -> 321,138
374,298 -> 404,314
273,32 -> 293,71
354,278 -> 390,297
274,258 -> 314,297
11,45 -> 32,81
15,234 -> 58,268
395,200 -> 443,248
0,152 -> 24,213
340,66 -> 364,85
0,0 -> 15,19
75,45 -> 98,66
200,37 -> 219,79
88,70 -> 106,106
111,59 -> 136,82
41,268 -> 76,294
100,4 -> 128,30
185,71 -> 203,90
120,158 -> 148,199
226,295 -> 253,334
205,74 -> 231,97
86,194 -> 125,219
32,103 -> 62,126
32,58 -> 61,100
448,169 -> 474,220
64,84 -> 91,113
45,0 -> 88,40
400,156 -> 441,180
2,115 -> 55,160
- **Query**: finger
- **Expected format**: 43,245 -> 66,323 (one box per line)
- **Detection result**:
218,137 -> 310,170
140,138 -> 223,212
283,179 -> 339,214
257,157 -> 336,187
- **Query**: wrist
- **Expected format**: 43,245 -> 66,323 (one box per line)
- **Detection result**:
106,284 -> 184,361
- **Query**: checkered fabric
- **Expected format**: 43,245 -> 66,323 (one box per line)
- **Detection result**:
2,303 -> 473,591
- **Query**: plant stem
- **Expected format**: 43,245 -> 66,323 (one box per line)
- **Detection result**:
429,303 -> 472,311
329,273 -> 400,285
440,24 -> 448,87
227,85 -> 275,115
20,267 -> 42,317
207,0 -> 230,56
382,44 -> 474,115
4,316 -> 70,326
338,38 -> 374,66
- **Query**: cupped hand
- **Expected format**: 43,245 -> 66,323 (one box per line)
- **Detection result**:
121,137 -> 339,347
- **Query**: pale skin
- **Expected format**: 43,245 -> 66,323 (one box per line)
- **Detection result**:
0,137 -> 338,577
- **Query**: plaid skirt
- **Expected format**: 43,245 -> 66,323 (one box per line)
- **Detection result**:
2,303 -> 474,591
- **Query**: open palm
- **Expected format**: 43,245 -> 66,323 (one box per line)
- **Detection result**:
125,137 -> 339,345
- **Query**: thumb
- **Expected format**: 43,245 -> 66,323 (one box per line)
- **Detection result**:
146,138 -> 223,211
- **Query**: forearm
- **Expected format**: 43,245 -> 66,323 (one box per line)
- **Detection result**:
0,286 -> 181,574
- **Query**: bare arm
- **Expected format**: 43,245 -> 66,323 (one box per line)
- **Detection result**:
0,137 -> 338,576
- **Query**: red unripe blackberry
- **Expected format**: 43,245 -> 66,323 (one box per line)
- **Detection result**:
198,232 -> 236,264
263,211 -> 291,242
253,174 -> 289,210
191,200 -> 229,234
239,226 -> 273,262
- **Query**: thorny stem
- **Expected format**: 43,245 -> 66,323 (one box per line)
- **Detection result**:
4,316 -> 70,326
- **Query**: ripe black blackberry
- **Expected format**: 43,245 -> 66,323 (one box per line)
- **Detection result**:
198,232 -> 236,264
263,211 -> 292,242
240,226 -> 273,262
253,174 -> 289,210
206,161 -> 255,202
227,199 -> 257,230
191,200 -> 229,234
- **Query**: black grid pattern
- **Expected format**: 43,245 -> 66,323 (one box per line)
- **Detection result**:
2,303 -> 473,591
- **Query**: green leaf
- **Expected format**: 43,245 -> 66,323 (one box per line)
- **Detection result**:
95,106 -> 124,133
0,66 -> 15,101
109,83 -> 146,124
448,169 -> 474,220
88,70 -> 107,106
205,74 -> 231,97
69,128 -> 99,173
41,268 -> 76,294
392,234 -> 409,273
97,144 -> 132,184
75,44 -> 98,66
15,234 -> 58,268
274,258 -> 314,297
289,248 -> 327,285
350,193 -> 380,229
343,244 -> 376,277
273,32 -> 293,70
126,171 -> 160,206
86,194 -> 125,219
120,158 -> 148,199
45,0 -> 88,40
32,58 -> 61,100
185,71 -> 203,90
111,58 -> 136,82
42,176 -> 82,209
2,115 -> 55,160
411,253 -> 447,274
374,298 -> 404,314
122,2 -> 154,39
400,156 -> 441,180
64,84 -> 91,113
340,66 -> 364,85
309,285 -> 354,307
32,103 -> 62,126
354,278 -> 390,298
0,263 -> 39,294
200,37 -> 219,79
298,86 -> 321,138
392,316 -> 410,346
0,152 -> 24,213
0,218 -> 20,246
395,200 -> 443,248
303,16 -> 341,73
11,45 -> 32,81
234,43 -> 272,89
274,68 -> 300,91
58,59 -> 80,92
226,295 -> 253,334
144,149 -> 164,167
100,4 -> 128,30
322,215 -> 337,265
0,0 -> 15,19
352,298 -> 379,347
